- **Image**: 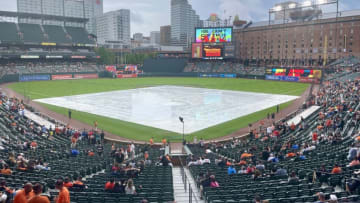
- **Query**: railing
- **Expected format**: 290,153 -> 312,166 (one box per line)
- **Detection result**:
179,156 -> 199,203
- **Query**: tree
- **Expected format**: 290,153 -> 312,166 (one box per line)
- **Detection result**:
95,47 -> 115,65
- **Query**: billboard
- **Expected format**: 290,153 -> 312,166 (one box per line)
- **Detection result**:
19,74 -> 50,82
124,65 -> 137,72
74,74 -> 98,79
203,44 -> 223,59
192,43 -> 203,58
224,44 -> 235,58
195,27 -> 232,43
265,68 -> 322,83
52,74 -> 73,80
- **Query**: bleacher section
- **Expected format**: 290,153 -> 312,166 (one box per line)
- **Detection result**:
0,22 -> 94,45
0,94 -> 174,203
0,22 -> 20,43
65,26 -> 94,44
186,78 -> 360,202
19,23 -> 45,43
43,25 -> 71,44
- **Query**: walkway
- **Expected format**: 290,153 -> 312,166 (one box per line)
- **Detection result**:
172,167 -> 204,203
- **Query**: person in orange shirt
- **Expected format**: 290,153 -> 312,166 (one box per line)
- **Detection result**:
14,183 -> 35,203
144,151 -> 149,160
0,164 -> 12,175
149,137 -> 154,146
162,138 -> 167,146
331,164 -> 342,174
105,178 -> 115,191
30,141 -> 38,150
88,151 -> 95,157
73,177 -> 85,188
28,183 -> 50,203
63,177 -> 73,188
55,180 -> 70,203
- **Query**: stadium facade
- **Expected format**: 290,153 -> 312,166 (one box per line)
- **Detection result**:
17,0 -> 103,35
234,10 -> 360,67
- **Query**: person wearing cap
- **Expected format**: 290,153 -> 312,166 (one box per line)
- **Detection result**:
315,192 -> 326,203
13,183 -> 35,203
28,183 -> 50,203
227,165 -> 236,175
55,179 -> 70,203
329,194 -> 338,203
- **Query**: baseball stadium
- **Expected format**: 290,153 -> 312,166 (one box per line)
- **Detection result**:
0,0 -> 360,203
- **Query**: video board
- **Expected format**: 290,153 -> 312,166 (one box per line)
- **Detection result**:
265,68 -> 322,83
195,27 -> 232,43
203,44 -> 224,59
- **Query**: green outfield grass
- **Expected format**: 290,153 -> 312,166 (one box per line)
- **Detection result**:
8,78 -> 309,142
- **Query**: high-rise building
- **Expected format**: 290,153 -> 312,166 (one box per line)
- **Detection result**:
17,0 -> 103,34
160,25 -> 171,46
133,33 -> 144,42
170,0 -> 200,48
150,31 -> 160,45
96,9 -> 131,47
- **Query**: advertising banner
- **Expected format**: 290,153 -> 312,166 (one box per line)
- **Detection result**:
117,74 -> 138,78
52,74 -> 73,80
265,75 -> 299,82
74,74 -> 98,79
19,74 -> 50,82
191,43 -> 203,58
106,66 -> 116,72
199,73 -> 236,78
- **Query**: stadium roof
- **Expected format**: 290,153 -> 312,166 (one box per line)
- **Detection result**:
0,11 -> 88,23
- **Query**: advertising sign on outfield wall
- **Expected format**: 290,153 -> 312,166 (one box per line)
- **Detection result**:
117,74 -> 138,78
74,74 -> 99,79
19,74 -> 50,82
52,74 -> 73,80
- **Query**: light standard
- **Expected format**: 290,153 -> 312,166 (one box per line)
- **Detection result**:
179,116 -> 185,145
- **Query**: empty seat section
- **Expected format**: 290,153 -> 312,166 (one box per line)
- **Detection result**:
65,26 -> 94,44
19,23 -> 45,43
43,25 -> 71,44
0,22 -> 21,43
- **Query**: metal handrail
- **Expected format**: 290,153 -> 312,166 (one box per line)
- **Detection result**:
179,156 -> 199,203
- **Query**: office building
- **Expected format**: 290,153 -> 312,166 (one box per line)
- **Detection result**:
150,31 -> 160,45
170,0 -> 201,48
160,25 -> 171,46
96,9 -> 131,47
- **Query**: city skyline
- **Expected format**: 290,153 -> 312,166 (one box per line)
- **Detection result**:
0,0 -> 358,36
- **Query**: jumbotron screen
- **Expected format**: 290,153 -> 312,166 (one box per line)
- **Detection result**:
195,27 -> 232,43
203,44 -> 223,58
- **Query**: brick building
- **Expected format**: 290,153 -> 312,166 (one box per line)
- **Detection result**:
234,10 -> 360,67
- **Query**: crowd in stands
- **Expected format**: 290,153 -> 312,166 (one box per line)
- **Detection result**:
0,62 -> 104,76
0,90 -> 173,202
184,61 -> 266,76
186,71 -> 360,202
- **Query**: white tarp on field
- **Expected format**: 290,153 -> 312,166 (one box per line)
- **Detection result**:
35,86 -> 298,134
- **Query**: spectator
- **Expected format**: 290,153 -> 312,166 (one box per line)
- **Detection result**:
0,164 -> 11,175
105,178 -> 115,191
275,166 -> 288,176
125,179 -> 136,195
331,164 -> 342,174
63,177 -> 73,188
73,177 -> 85,189
0,181 -> 12,203
288,171 -> 299,185
209,175 -> 219,188
14,183 -> 34,203
28,183 -> 50,203
315,192 -> 326,203
347,143 -> 358,161
227,165 -> 236,175
348,157 -> 360,167
55,179 -> 70,203
112,181 -> 125,193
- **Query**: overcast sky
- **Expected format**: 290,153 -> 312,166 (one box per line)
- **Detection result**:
0,0 -> 358,36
